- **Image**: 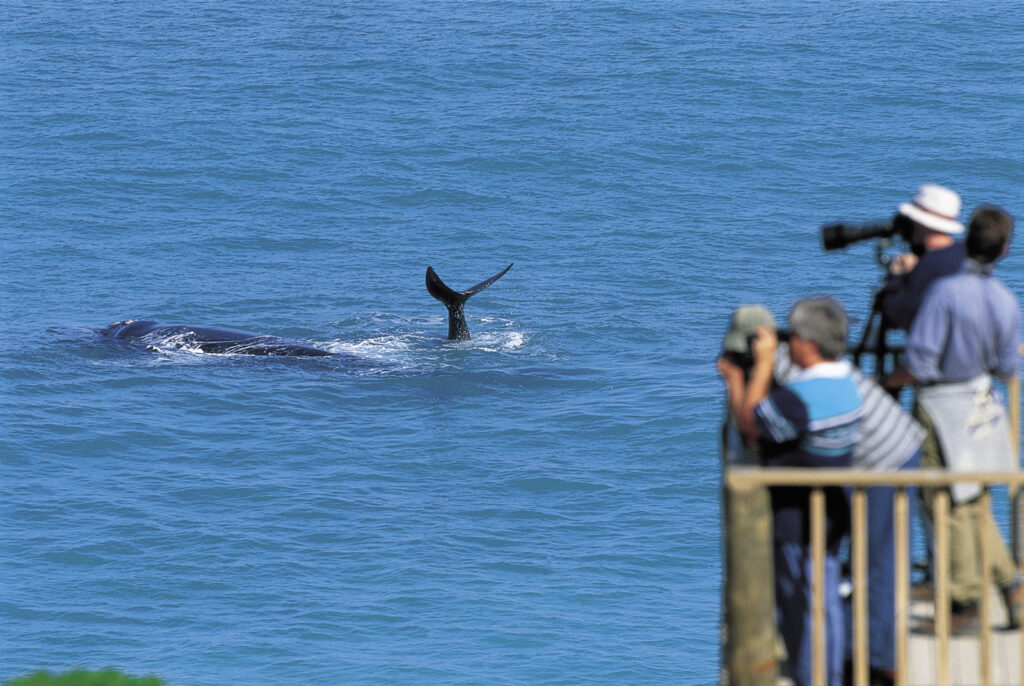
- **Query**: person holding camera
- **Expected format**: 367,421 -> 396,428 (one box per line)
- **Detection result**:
719,298 -> 861,686
898,206 -> 1022,632
719,305 -> 779,467
722,303 -> 922,685
878,184 -> 966,330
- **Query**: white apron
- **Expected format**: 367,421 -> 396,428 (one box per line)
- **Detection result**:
916,375 -> 1017,503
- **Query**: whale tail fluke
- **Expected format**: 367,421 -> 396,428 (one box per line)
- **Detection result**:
426,263 -> 513,341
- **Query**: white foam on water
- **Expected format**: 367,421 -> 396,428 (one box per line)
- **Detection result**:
472,318 -> 526,352
143,333 -> 206,356
472,330 -> 525,352
323,334 -> 418,366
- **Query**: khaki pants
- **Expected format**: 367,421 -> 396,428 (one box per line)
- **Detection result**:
917,405 -> 1018,605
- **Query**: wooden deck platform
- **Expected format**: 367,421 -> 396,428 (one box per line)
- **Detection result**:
767,589 -> 1021,686
907,591 -> 1021,686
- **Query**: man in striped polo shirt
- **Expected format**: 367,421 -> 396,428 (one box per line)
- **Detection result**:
776,339 -> 922,685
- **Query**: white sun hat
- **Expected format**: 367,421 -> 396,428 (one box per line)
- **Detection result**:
898,184 -> 964,235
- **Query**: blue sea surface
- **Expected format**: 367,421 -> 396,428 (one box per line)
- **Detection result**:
2,2 -> 1023,684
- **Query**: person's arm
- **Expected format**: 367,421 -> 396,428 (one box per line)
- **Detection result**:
737,327 -> 777,443
882,365 -> 916,390
994,295 -> 1021,383
717,356 -> 746,422
753,385 -> 807,462
773,342 -> 798,384
879,267 -> 918,330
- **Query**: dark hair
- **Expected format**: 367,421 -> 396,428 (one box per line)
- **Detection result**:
966,206 -> 1013,264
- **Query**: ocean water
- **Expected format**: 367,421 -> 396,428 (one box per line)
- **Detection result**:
2,2 -> 1023,684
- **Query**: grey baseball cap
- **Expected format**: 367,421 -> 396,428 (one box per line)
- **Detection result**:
722,305 -> 777,353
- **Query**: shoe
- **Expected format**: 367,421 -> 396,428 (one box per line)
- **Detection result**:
915,602 -> 979,636
1002,580 -> 1022,629
950,603 -> 980,635
869,667 -> 895,686
842,663 -> 895,686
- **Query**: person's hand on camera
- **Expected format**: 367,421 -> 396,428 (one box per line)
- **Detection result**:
888,253 -> 918,275
881,366 -> 914,390
751,325 -> 777,366
717,355 -> 743,384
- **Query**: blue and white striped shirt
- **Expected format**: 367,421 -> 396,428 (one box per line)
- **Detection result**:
756,360 -> 862,468
775,346 -> 923,471
755,360 -> 861,546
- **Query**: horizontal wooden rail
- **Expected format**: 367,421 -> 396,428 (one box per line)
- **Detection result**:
726,468 -> 1024,490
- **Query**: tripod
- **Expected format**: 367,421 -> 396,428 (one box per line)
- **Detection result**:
851,290 -> 904,389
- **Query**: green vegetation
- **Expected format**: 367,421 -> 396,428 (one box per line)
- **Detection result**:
4,671 -> 164,686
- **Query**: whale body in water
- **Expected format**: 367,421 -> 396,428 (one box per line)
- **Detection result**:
99,264 -> 513,354
98,320 -> 335,356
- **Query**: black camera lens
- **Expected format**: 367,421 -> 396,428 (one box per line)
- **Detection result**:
745,329 -> 790,349
821,222 -> 896,251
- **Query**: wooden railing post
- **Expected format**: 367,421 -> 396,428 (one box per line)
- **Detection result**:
723,478 -> 778,686
978,491 -> 992,686
810,488 -> 827,686
1018,485 -> 1024,685
894,488 -> 909,686
934,489 -> 951,686
851,488 -> 868,686
1011,374 -> 1021,563
1011,363 -> 1022,681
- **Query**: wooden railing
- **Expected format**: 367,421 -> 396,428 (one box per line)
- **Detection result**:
723,362 -> 1023,686
723,467 -> 1024,686
722,356 -> 1024,686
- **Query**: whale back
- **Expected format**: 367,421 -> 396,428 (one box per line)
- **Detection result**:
100,320 -> 332,356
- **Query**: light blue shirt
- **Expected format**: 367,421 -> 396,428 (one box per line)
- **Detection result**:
756,360 -> 862,465
775,345 -> 923,471
907,259 -> 1020,383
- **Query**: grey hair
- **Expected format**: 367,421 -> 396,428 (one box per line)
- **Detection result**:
788,297 -> 848,360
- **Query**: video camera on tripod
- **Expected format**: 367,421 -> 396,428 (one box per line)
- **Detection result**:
819,213 -> 918,384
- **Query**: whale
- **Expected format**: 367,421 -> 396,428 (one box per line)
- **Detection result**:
426,263 -> 513,341
99,264 -> 514,354
99,320 -> 335,357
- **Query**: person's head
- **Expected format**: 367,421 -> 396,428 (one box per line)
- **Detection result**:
787,297 -> 848,365
897,184 -> 964,254
966,205 -> 1013,265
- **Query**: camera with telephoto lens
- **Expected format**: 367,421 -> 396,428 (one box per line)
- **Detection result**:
723,330 -> 792,371
746,329 -> 791,350
819,212 -> 919,383
821,213 -> 915,251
